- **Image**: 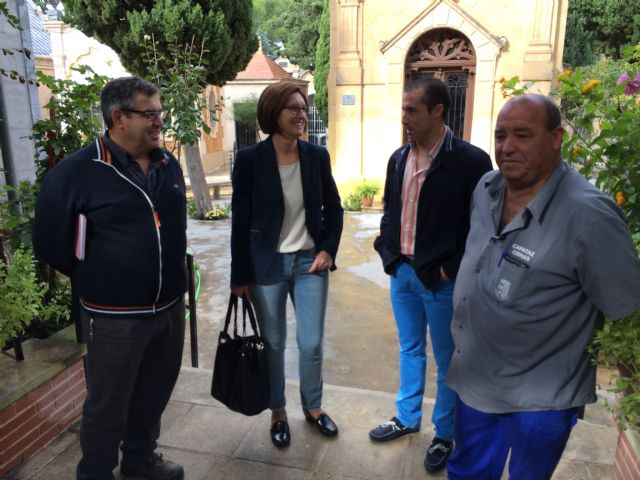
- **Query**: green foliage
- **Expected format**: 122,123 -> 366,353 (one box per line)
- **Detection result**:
563,9 -> 596,68
0,247 -> 70,349
592,311 -> 640,431
565,0 -> 640,61
231,95 -> 259,125
256,27 -> 282,59
254,0 -> 324,71
354,181 -> 381,199
142,35 -> 211,149
0,181 -> 37,251
253,0 -> 289,56
314,0 -> 329,123
63,0 -> 257,86
31,66 -> 109,177
187,198 -> 230,220
0,247 -> 46,348
0,0 -> 22,30
502,46 -> 640,431
0,1 -> 39,86
342,193 -> 363,212
187,197 -> 199,219
203,204 -> 231,220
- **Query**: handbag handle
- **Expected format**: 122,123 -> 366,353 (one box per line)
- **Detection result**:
241,296 -> 261,337
223,294 -> 239,337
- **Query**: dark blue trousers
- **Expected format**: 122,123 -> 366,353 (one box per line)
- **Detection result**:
447,397 -> 578,480
76,301 -> 184,480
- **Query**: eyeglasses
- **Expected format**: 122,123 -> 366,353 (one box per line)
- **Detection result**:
120,108 -> 166,121
283,106 -> 309,116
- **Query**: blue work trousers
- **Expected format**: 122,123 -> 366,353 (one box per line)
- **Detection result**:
250,249 -> 329,411
390,262 -> 456,440
447,397 -> 578,479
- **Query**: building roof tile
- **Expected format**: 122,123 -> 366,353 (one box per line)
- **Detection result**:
235,50 -> 292,80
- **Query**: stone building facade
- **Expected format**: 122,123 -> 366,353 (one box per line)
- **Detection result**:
328,0 -> 568,183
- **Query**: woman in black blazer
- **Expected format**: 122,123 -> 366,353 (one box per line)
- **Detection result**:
230,82 -> 344,448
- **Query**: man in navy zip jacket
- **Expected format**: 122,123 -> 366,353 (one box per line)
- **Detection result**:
33,77 -> 186,480
369,78 -> 492,474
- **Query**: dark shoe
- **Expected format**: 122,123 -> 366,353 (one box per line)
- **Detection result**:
303,408 -> 338,437
270,420 -> 290,447
120,452 -> 184,480
424,437 -> 452,473
368,417 -> 419,442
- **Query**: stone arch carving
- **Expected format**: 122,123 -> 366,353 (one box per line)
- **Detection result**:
380,0 -> 505,148
405,28 -> 477,140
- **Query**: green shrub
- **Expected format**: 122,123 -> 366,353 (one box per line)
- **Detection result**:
354,181 -> 381,199
187,199 -> 231,220
1,248 -> 41,346
187,197 -> 200,219
203,204 -> 231,220
342,193 -> 363,211
592,310 -> 640,431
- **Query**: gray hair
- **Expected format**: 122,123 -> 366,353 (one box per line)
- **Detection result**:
100,77 -> 159,129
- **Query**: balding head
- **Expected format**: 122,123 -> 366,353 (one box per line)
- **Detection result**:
494,95 -> 565,193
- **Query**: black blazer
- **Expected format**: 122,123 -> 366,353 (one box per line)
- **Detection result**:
230,136 -> 344,285
374,130 -> 492,290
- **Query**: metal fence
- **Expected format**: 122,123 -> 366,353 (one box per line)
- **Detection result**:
308,107 -> 327,147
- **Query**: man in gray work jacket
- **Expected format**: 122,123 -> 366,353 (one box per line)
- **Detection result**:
446,94 -> 640,479
33,77 -> 186,480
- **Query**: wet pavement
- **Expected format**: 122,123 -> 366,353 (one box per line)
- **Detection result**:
4,211 -> 619,479
184,212 -> 408,395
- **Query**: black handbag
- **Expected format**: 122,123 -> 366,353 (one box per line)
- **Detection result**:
211,294 -> 270,416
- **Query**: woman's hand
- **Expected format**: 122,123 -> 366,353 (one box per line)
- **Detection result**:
308,250 -> 334,273
231,284 -> 251,301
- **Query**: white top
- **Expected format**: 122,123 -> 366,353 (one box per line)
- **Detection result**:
277,161 -> 315,253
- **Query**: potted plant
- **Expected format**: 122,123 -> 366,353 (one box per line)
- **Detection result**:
354,181 -> 381,207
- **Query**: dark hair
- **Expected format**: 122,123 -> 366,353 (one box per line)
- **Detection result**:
256,82 -> 308,135
540,95 -> 562,131
405,77 -> 451,117
100,77 -> 160,129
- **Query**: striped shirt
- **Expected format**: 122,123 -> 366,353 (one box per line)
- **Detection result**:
400,126 -> 449,255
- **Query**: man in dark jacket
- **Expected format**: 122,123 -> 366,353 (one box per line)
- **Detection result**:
33,77 -> 187,480
369,78 -> 492,474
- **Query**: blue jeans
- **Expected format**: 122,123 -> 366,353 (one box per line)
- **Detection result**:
390,262 -> 456,440
250,249 -> 328,411
447,397 -> 578,479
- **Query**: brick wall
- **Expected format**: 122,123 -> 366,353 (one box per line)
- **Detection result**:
613,429 -> 640,480
0,359 -> 86,476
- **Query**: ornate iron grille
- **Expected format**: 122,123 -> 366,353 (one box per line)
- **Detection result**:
405,28 -> 476,140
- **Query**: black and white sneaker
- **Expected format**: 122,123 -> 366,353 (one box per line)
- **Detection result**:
368,416 -> 419,442
424,437 -> 452,473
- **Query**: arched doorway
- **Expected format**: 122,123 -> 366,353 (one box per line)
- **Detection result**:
405,28 -> 476,140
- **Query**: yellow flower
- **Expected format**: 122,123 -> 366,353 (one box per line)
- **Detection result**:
572,146 -> 582,156
581,79 -> 601,93
498,76 -> 506,84
616,192 -> 625,205
558,70 -> 571,79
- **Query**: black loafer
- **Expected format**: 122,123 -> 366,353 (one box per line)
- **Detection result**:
270,420 -> 290,447
303,409 -> 339,437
